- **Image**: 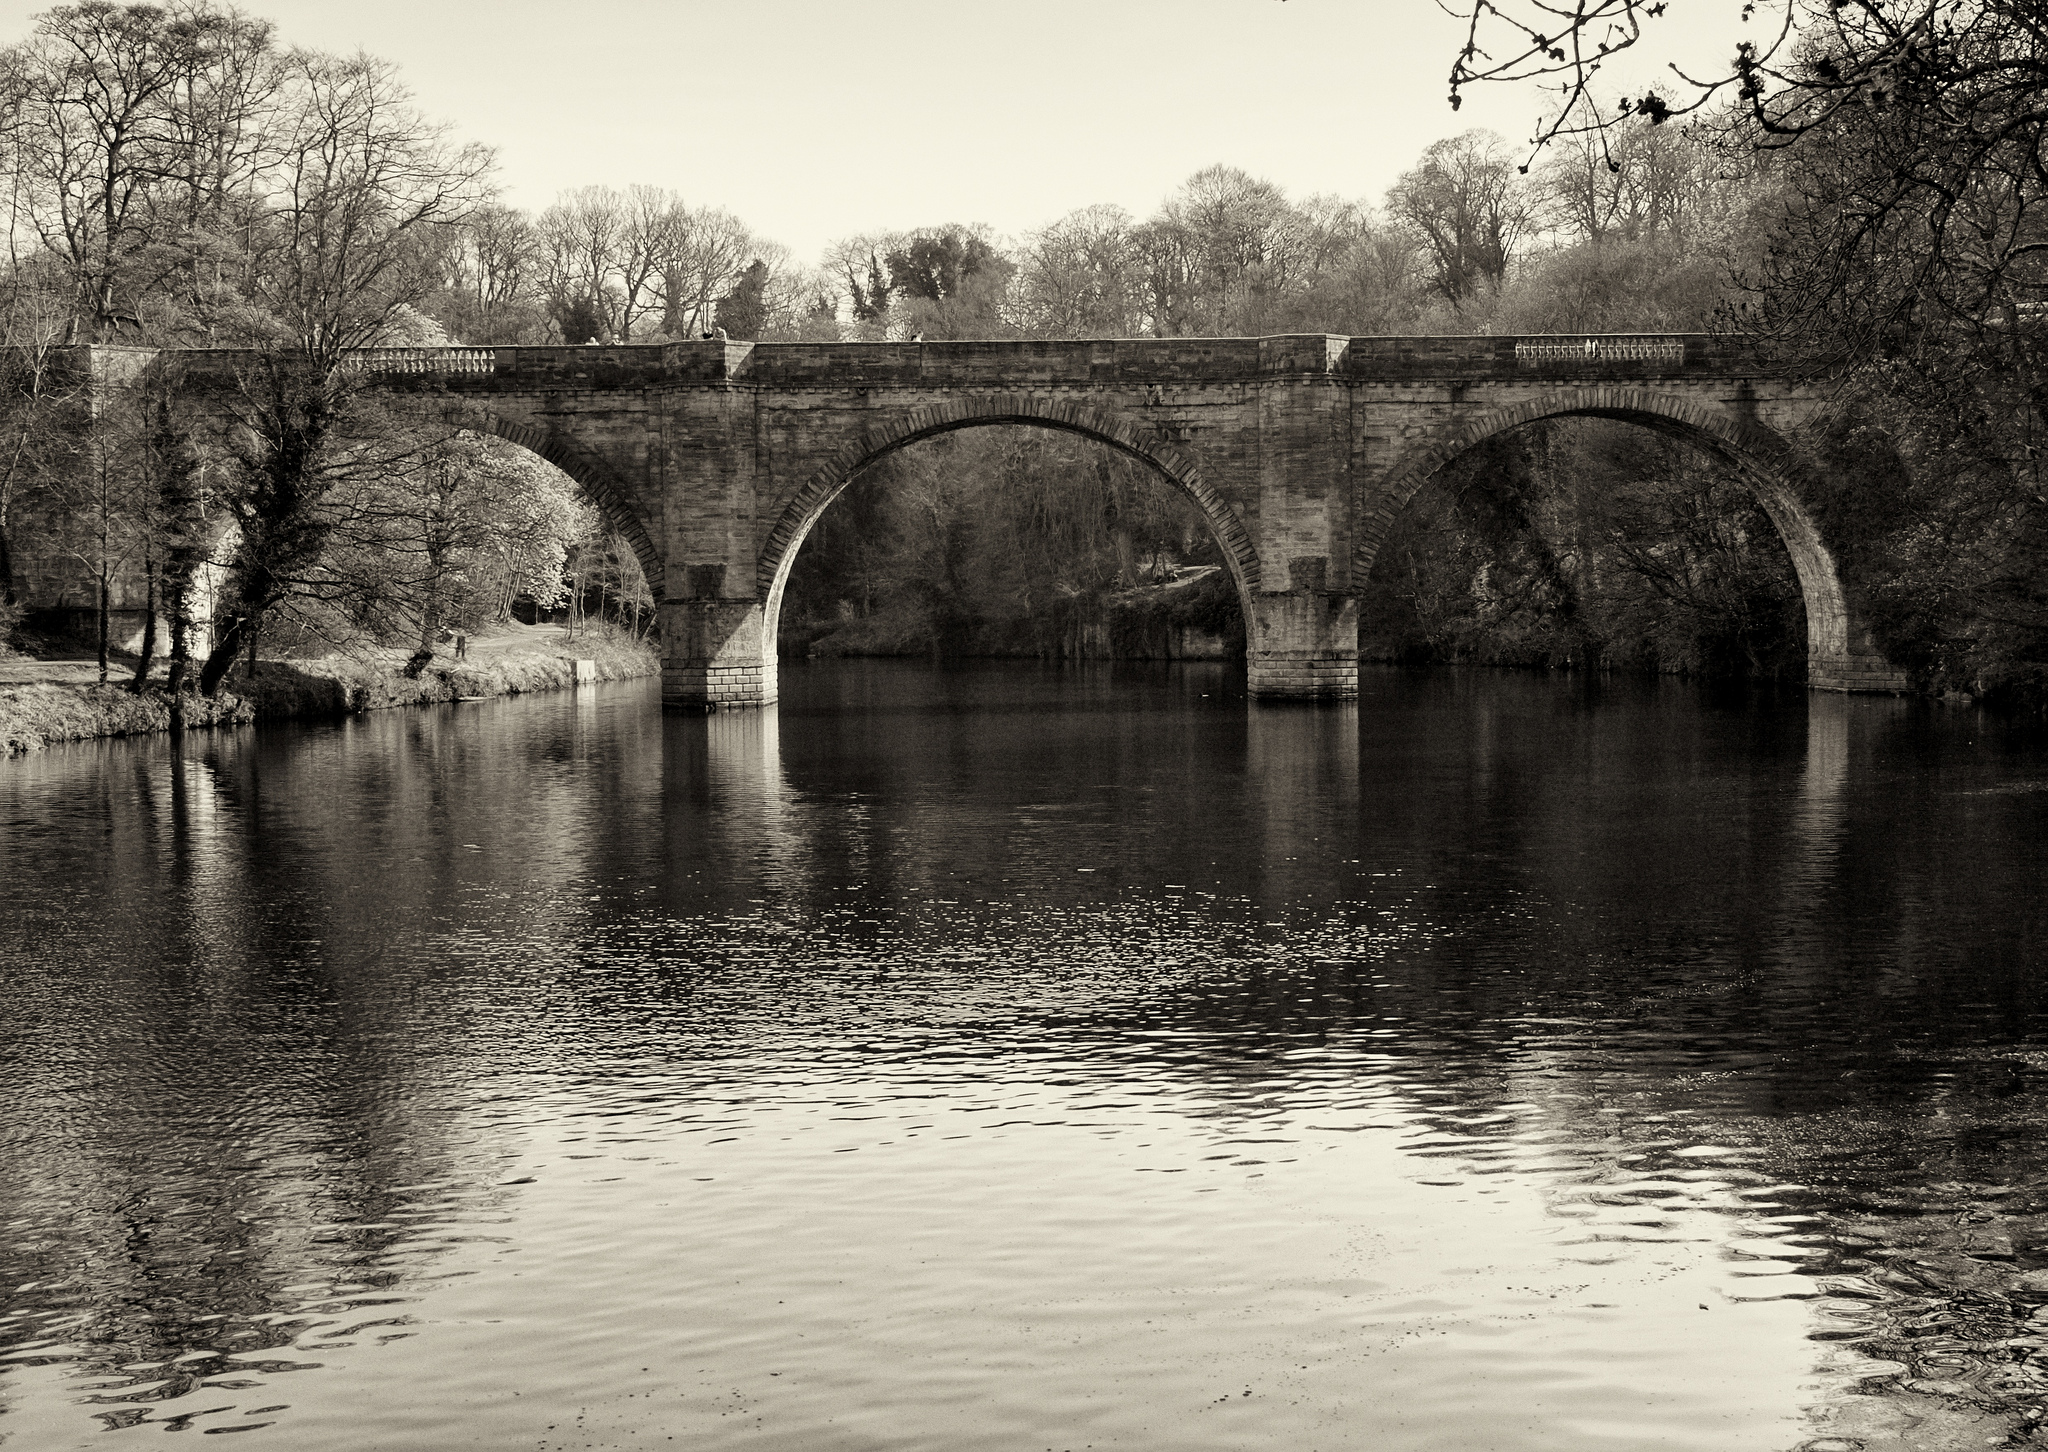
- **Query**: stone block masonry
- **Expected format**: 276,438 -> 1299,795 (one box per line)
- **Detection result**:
98,336 -> 1915,708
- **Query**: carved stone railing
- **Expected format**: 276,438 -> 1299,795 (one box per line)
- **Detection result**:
341,347 -> 497,375
1514,336 -> 1688,366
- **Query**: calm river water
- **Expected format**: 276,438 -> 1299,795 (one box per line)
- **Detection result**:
4,661 -> 2047,1451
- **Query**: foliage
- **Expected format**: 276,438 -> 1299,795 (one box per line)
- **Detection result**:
886,225 -> 1014,339
713,259 -> 770,339
1388,131 -> 1533,306
1360,421 -> 1808,678
1439,0 -> 2048,697
780,427 -> 1229,659
310,426 -> 586,672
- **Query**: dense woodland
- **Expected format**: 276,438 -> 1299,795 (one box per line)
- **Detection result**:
0,1 -> 2044,699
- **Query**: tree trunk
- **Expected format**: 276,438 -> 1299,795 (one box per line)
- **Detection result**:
0,413 -> 29,608
129,552 -> 158,692
198,613 -> 253,697
246,617 -> 259,680
166,602 -> 189,732
161,529 -> 203,727
404,579 -> 444,679
97,569 -> 111,683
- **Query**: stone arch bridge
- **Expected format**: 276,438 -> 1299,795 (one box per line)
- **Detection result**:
175,333 -> 1906,707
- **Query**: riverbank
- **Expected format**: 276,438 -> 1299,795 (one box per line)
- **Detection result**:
0,630 -> 659,756
786,566 -> 1245,662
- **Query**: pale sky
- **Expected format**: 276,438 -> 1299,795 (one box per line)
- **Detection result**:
0,0 -> 1755,263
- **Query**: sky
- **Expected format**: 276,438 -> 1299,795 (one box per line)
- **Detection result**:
0,0 -> 1757,263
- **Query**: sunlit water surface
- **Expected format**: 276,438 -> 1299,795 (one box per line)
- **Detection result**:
4,661 -> 2047,1451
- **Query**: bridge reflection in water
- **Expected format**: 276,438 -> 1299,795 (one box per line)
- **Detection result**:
0,664 -> 2037,1450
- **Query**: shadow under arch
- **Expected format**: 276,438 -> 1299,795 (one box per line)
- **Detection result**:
1356,385 -> 1852,666
755,395 -> 1261,642
439,406 -> 666,604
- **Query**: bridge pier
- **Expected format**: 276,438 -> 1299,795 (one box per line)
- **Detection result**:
1246,591 -> 1360,701
1808,653 -> 1910,692
662,599 -> 777,711
1809,626 -> 1910,693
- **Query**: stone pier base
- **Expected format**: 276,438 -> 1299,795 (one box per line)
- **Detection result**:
1248,653 -> 1359,700
661,658 -> 777,711
661,598 -> 777,711
1809,652 -> 1910,694
1247,591 -> 1359,701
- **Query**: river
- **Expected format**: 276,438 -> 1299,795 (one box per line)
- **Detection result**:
4,660 -> 2047,1451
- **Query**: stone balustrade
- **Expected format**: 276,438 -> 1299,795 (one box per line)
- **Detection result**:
340,346 -> 497,375
1513,336 -> 1690,365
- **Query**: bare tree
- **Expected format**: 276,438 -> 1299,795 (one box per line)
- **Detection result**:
613,183 -> 676,338
459,202 -> 540,339
150,7 -> 286,338
0,4 -> 196,336
409,202 -> 542,343
1015,204 -> 1143,337
134,379 -> 217,717
240,49 -> 490,365
654,203 -> 751,338
1531,101 -> 1736,248
1131,167 -> 1312,335
193,46 -> 492,694
822,232 -> 896,334
747,239 -> 838,339
0,269 -> 82,605
1387,130 -> 1532,305
539,184 -> 624,340
1442,1 -> 1996,148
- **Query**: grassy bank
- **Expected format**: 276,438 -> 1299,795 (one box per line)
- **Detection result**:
0,683 -> 255,756
239,635 -> 657,720
2,635 -> 659,757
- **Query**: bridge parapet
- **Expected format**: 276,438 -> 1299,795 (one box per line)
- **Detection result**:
76,333 -> 1777,391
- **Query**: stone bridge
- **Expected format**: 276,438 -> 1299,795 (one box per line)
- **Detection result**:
203,333 -> 1908,707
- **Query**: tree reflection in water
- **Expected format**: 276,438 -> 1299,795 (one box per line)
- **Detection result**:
2,663 -> 2044,1450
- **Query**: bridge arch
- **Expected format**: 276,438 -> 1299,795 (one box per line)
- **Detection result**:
442,406 -> 666,605
756,394 -> 1261,643
1357,386 -> 1852,666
